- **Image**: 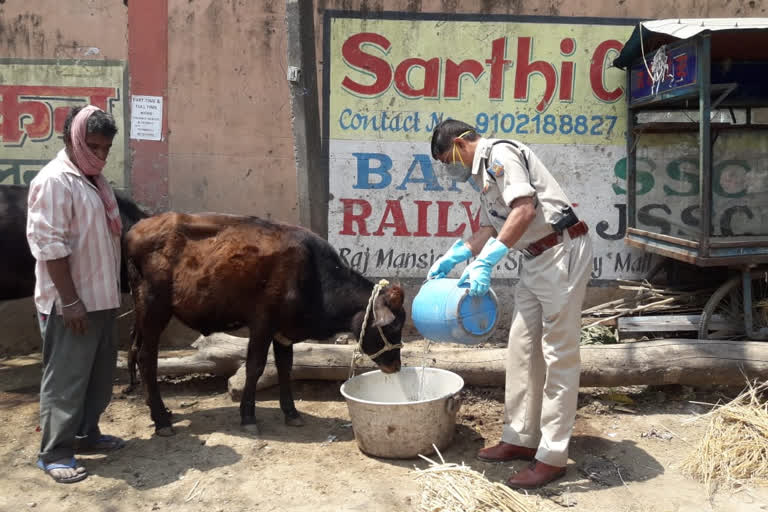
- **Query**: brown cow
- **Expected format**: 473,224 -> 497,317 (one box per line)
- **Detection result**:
125,212 -> 405,435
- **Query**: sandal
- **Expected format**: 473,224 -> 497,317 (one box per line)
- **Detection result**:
36,457 -> 88,484
75,434 -> 126,454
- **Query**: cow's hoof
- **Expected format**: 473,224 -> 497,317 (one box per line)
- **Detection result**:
155,426 -> 175,437
285,414 -> 305,427
241,422 -> 260,435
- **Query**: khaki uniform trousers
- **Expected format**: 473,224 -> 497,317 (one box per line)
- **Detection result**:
502,231 -> 592,467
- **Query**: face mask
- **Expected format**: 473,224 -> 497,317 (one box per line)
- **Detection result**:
441,141 -> 471,182
443,162 -> 471,182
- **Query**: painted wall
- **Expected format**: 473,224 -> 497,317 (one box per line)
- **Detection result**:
321,13 -> 768,285
0,1 -> 131,356
635,132 -> 768,240
325,15 -> 641,283
2,0 -> 767,355
314,1 -> 768,341
0,2 -> 128,189
0,60 -> 128,188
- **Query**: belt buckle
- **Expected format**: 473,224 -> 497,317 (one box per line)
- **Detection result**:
521,247 -> 535,259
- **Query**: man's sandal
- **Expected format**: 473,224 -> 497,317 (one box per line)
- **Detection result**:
36,457 -> 88,484
75,434 -> 126,454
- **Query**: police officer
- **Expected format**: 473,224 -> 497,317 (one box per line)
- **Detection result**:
428,119 -> 593,489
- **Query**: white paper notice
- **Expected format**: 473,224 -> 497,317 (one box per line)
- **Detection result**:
130,95 -> 163,141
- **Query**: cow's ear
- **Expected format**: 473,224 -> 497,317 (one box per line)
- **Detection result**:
372,295 -> 396,327
384,284 -> 404,311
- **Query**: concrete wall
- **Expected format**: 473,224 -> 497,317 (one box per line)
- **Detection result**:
2,0 -> 764,213
166,0 -> 298,220
0,1 -> 127,60
2,0 -> 766,355
314,0 -> 764,23
0,2 -> 128,189
0,1 -> 130,357
310,0 -> 767,91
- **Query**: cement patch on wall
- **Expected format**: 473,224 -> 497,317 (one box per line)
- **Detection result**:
0,295 -> 202,358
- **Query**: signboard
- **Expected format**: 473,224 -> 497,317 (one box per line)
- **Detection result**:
130,95 -> 163,141
324,13 -> 653,282
0,59 -> 127,189
630,40 -> 698,104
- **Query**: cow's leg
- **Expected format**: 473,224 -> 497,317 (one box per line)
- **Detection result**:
239,325 -> 271,434
137,329 -> 173,435
134,285 -> 174,436
122,326 -> 140,394
273,340 -> 304,427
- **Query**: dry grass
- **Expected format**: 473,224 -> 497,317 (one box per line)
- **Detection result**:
413,446 -> 540,512
681,380 -> 768,496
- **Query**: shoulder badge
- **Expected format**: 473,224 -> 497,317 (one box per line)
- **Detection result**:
490,159 -> 505,178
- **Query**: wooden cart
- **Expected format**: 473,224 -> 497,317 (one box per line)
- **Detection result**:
613,19 -> 768,339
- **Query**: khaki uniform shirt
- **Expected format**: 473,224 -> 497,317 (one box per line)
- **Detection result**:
472,138 -> 572,250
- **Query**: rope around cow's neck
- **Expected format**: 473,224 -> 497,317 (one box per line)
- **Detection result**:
348,279 -> 403,379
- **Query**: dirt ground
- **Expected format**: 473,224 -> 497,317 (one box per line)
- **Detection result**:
1,348 -> 767,512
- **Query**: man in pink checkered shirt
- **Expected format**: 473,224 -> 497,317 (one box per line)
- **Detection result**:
27,105 -> 126,484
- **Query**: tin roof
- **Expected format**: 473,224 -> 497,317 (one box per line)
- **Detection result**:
613,18 -> 768,69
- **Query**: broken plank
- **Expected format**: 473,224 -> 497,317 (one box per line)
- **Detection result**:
618,314 -> 736,332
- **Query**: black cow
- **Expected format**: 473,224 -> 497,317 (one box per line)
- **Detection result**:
0,184 -> 148,301
125,212 -> 406,435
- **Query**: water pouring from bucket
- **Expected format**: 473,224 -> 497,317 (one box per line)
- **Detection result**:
411,278 -> 499,345
339,280 -> 481,457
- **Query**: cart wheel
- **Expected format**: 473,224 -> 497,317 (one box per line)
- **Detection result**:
698,269 -> 768,340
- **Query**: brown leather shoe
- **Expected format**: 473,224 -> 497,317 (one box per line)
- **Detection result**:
476,442 -> 536,463
506,460 -> 567,489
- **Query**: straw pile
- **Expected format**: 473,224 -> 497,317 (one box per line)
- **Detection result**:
413,447 -> 539,512
681,380 -> 768,495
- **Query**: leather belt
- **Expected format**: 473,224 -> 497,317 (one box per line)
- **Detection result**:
521,220 -> 589,259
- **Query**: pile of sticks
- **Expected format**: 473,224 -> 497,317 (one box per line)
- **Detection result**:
582,279 -> 712,328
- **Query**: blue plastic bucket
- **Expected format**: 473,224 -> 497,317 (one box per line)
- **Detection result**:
411,278 -> 499,344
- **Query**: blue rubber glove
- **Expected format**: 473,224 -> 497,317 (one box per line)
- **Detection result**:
458,238 -> 509,296
428,239 -> 473,279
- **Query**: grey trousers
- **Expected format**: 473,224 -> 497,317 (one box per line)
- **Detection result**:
38,308 -> 118,463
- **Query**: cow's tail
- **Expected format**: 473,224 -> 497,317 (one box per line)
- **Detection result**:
124,253 -> 143,392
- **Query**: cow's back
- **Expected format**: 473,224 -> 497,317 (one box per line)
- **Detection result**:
125,212 -> 314,333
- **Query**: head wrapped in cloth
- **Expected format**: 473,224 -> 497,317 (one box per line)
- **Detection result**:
68,105 -> 123,236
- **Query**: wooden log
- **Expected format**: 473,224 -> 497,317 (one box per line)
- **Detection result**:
117,333 -> 249,378
116,334 -> 768,396
222,338 -> 768,399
